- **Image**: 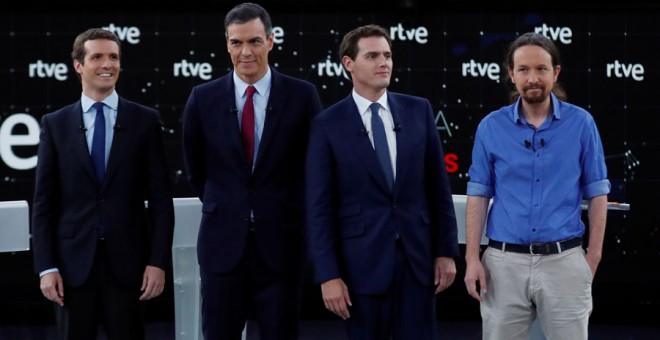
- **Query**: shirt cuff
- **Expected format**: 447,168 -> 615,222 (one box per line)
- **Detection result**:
39,268 -> 59,277
582,179 -> 611,199
467,181 -> 494,197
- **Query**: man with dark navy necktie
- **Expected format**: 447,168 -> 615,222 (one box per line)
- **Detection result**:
32,28 -> 174,340
305,24 -> 459,340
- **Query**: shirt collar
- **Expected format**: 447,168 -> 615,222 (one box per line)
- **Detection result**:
81,90 -> 119,113
512,91 -> 561,124
233,66 -> 272,98
352,89 -> 390,116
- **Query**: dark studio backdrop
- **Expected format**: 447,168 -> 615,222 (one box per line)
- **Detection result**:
1,0 -> 659,327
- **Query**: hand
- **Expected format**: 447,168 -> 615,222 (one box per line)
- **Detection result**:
584,250 -> 602,278
434,257 -> 456,294
40,272 -> 64,306
321,278 -> 352,320
464,258 -> 487,302
139,265 -> 165,301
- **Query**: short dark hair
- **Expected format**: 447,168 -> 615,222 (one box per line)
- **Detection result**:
338,24 -> 391,62
224,2 -> 273,38
71,28 -> 121,65
503,32 -> 566,102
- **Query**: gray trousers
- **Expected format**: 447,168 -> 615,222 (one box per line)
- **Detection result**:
481,246 -> 593,340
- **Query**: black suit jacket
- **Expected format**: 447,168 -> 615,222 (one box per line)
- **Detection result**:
182,69 -> 323,274
32,98 -> 174,288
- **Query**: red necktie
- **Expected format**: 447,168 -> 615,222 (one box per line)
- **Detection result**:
241,85 -> 256,168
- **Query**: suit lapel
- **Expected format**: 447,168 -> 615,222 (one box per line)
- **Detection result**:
341,97 -> 391,193
103,98 -> 136,189
388,95 -> 412,196
254,71 -> 284,171
218,77 -> 246,168
216,75 -> 254,173
70,102 -> 98,182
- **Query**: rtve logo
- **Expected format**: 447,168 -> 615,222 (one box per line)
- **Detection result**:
316,24 -> 428,79
173,59 -> 213,80
102,23 -> 141,45
316,59 -> 349,79
29,60 -> 68,81
461,59 -> 500,82
534,23 -> 572,44
390,23 -> 428,44
607,60 -> 644,81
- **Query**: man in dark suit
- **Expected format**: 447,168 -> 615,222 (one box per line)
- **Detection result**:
305,24 -> 459,339
32,28 -> 174,340
181,3 -> 323,339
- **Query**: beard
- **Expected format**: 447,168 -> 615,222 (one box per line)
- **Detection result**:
521,85 -> 549,104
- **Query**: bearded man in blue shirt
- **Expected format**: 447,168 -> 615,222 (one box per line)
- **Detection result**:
463,32 -> 610,340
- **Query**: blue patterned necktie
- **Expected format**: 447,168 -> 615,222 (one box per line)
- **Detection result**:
91,102 -> 106,183
370,102 -> 394,191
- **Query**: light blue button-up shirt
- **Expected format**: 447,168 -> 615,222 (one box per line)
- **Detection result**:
467,93 -> 610,244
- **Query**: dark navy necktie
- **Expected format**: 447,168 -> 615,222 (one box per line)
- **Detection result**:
370,102 -> 394,191
91,102 -> 106,183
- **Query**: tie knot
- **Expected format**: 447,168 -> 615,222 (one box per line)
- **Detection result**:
369,102 -> 380,115
93,102 -> 104,114
246,85 -> 256,98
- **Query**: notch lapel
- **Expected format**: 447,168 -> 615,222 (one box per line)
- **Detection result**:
102,99 -> 136,189
71,103 -> 98,183
388,97 -> 412,195
254,72 -> 285,171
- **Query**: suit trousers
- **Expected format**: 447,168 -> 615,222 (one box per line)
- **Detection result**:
481,246 -> 593,340
345,240 -> 437,340
55,240 -> 144,340
200,231 -> 300,340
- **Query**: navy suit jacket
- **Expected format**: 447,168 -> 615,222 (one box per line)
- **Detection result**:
305,92 -> 459,295
182,69 -> 323,274
32,98 -> 175,288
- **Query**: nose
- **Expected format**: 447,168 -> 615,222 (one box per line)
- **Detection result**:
241,44 -> 252,56
526,71 -> 540,83
101,57 -> 114,68
377,55 -> 390,66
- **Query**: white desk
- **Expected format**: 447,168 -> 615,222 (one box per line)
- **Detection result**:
453,194 -> 489,245
0,200 -> 30,252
